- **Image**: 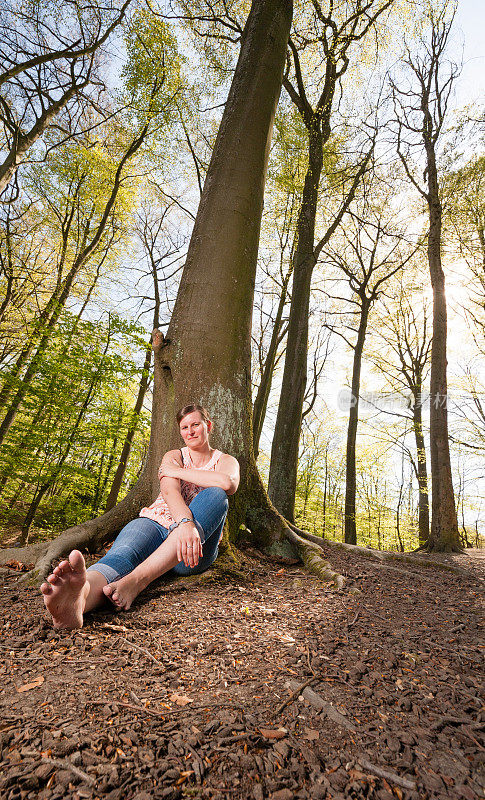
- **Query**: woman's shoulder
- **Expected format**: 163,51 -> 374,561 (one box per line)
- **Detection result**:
215,451 -> 239,468
161,448 -> 184,465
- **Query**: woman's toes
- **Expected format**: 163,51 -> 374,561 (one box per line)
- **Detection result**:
103,584 -> 113,597
40,582 -> 52,595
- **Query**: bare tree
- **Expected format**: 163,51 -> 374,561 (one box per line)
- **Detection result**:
371,289 -> 432,546
390,6 -> 460,551
0,114 -> 156,448
0,0 -> 132,198
325,191 -> 413,544
105,201 -> 184,510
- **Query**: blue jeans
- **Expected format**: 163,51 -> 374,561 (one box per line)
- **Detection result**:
87,487 -> 228,583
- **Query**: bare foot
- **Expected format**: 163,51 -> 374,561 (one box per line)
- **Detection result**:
40,550 -> 89,629
103,571 -> 147,611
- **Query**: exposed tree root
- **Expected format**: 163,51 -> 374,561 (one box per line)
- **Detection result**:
246,505 -> 345,588
0,479 -> 152,583
289,523 -> 483,582
283,525 -> 345,588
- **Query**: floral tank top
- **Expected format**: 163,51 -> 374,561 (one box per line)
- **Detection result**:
139,447 -> 222,528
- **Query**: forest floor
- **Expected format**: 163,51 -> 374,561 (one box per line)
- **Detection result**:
1,544 -> 483,800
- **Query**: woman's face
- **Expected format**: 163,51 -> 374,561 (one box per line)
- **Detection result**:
179,411 -> 212,447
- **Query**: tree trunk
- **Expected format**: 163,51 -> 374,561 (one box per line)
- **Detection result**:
412,385 -> 430,547
252,268 -> 291,457
425,142 -> 460,551
18,321 -> 112,544
105,339 -> 153,510
4,0 -> 303,581
0,82 -> 83,198
267,125 -> 323,520
344,298 -> 370,544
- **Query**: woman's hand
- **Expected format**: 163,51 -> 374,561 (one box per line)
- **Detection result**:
173,522 -> 203,568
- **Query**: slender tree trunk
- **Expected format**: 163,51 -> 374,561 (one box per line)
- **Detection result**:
105,339 -> 153,510
396,482 -> 404,551
425,142 -> 460,551
0,125 -> 148,448
344,299 -> 370,544
0,82 -> 84,197
412,384 -> 430,546
322,449 -> 328,538
0,262 -> 84,447
252,269 -> 290,457
268,126 -> 323,520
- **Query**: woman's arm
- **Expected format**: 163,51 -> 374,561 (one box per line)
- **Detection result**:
160,453 -> 240,495
159,450 -> 203,568
159,450 -> 192,518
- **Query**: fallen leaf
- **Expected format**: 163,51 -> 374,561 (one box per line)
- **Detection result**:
395,679 -> 405,691
99,622 -> 129,632
169,693 -> 193,706
303,728 -> 320,741
16,676 -> 44,692
176,770 -> 194,785
348,768 -> 367,780
259,727 -> 288,740
5,560 -> 32,572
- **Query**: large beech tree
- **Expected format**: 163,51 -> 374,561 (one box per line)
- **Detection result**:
1,0 -> 344,586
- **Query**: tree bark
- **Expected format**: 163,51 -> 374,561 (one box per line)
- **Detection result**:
344,298 -> 370,544
252,268 -> 290,457
413,384 -> 430,546
268,125 -> 323,520
425,141 -> 460,551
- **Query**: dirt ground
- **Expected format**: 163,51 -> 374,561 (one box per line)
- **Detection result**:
1,545 -> 483,800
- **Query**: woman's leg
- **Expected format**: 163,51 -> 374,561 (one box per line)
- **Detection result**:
172,486 -> 228,576
104,488 -> 229,607
41,517 -> 168,628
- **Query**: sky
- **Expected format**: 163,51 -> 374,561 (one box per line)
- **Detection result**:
453,0 -> 485,106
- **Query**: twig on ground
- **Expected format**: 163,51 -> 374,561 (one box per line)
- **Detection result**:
86,698 -> 244,718
347,604 -> 361,628
23,751 -> 95,786
358,757 -> 416,790
306,647 -> 316,675
272,677 -> 319,718
286,680 -> 357,732
462,726 -> 485,751
431,715 -> 484,731
118,636 -> 163,666
87,699 -> 166,718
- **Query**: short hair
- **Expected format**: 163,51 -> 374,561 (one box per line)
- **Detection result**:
176,404 -> 211,426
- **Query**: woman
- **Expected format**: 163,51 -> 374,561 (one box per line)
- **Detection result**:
41,404 -> 240,629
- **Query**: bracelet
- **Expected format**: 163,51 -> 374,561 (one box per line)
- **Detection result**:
168,517 -> 192,534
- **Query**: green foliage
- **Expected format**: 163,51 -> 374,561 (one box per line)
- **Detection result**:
122,6 -> 183,122
0,311 -> 151,537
